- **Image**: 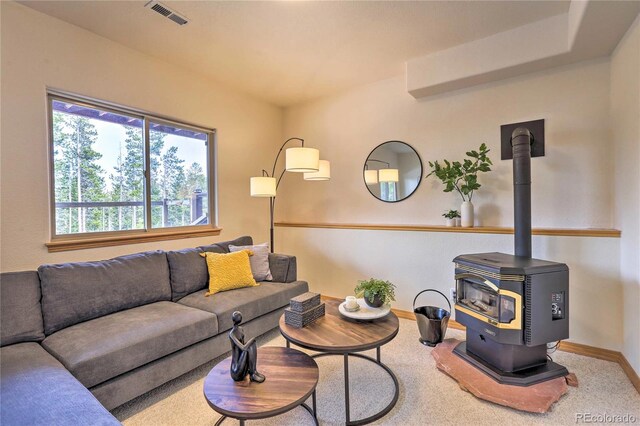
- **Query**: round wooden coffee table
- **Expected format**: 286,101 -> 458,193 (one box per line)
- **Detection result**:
279,299 -> 400,426
203,346 -> 319,425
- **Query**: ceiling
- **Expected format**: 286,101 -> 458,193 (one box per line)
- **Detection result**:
20,1 -> 570,107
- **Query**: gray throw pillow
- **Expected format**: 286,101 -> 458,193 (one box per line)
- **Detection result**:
229,243 -> 273,281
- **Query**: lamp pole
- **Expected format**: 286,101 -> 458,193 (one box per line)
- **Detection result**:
251,137 -> 327,253
365,159 -> 391,168
267,137 -> 305,253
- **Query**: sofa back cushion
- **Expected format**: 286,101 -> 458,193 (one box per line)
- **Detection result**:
268,253 -> 298,283
38,251 -> 171,335
0,271 -> 45,347
198,235 -> 253,254
166,236 -> 254,301
166,247 -> 209,301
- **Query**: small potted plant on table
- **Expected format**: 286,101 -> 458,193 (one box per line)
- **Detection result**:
354,278 -> 396,308
443,210 -> 460,227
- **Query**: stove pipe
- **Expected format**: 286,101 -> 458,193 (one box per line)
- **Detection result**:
512,127 -> 532,258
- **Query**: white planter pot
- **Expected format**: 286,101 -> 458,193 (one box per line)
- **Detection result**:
445,218 -> 456,227
461,201 -> 474,227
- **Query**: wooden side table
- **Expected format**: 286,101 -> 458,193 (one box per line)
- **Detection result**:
203,346 -> 319,425
279,299 -> 400,425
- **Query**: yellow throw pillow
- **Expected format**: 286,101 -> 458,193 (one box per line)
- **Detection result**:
200,250 -> 258,296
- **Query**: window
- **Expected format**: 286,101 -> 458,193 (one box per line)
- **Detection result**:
380,181 -> 397,202
47,92 -> 217,248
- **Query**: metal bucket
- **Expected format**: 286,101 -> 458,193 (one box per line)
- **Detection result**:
413,289 -> 451,347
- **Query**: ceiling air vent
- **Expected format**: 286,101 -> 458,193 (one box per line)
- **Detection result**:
145,1 -> 189,26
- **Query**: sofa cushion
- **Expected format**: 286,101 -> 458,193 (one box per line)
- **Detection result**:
38,250 -> 172,335
201,250 -> 258,296
1,342 -> 119,426
198,235 -> 253,253
0,271 -> 45,347
166,236 -> 255,301
42,301 -> 217,388
230,242 -> 273,281
167,247 -> 208,301
178,280 -> 309,332
268,253 -> 297,283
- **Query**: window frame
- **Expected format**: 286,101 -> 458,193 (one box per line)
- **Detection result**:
379,181 -> 397,202
46,89 -> 219,250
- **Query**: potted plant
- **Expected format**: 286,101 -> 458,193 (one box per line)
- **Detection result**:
425,143 -> 492,227
443,210 -> 460,227
354,278 -> 396,308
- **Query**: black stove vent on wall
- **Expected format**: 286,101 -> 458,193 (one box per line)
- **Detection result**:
452,121 -> 570,386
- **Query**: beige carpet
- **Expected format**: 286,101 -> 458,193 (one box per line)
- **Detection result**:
112,319 -> 640,425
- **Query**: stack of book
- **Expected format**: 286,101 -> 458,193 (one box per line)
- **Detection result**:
284,292 -> 325,328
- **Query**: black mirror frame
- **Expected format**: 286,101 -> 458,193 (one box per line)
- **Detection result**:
363,140 -> 423,203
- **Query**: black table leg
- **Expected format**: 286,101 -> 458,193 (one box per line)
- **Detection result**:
312,389 -> 317,418
344,353 -> 350,424
307,346 -> 399,425
214,416 -> 243,426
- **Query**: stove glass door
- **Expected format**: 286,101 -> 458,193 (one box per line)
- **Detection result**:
456,274 -> 515,324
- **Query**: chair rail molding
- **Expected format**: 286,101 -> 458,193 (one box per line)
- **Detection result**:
275,222 -> 620,238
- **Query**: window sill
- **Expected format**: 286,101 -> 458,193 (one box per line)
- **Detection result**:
46,227 -> 222,252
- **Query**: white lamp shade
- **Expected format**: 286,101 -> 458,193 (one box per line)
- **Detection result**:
286,147 -> 319,172
250,176 -> 276,197
378,168 -> 399,183
304,160 -> 331,180
364,169 -> 379,185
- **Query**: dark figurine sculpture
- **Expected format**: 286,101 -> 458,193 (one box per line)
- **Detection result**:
229,311 -> 265,383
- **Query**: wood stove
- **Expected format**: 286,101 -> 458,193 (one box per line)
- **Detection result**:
453,126 -> 570,386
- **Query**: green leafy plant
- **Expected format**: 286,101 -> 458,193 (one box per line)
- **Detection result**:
443,209 -> 460,219
354,278 -> 396,305
425,143 -> 493,202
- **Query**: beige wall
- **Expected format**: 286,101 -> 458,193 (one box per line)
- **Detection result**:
279,228 -> 621,351
280,59 -> 625,352
611,16 -> 640,374
0,2 -> 280,271
281,60 -> 612,228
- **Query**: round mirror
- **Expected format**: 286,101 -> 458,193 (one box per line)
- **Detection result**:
363,141 -> 423,202
363,141 -> 422,203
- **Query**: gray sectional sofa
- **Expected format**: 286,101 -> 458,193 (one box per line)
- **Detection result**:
0,236 -> 308,425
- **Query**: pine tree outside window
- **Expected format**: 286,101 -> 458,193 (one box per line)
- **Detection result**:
380,181 -> 397,202
47,91 -> 217,243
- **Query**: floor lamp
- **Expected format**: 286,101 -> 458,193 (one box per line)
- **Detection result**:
250,137 -> 330,253
364,159 -> 399,185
